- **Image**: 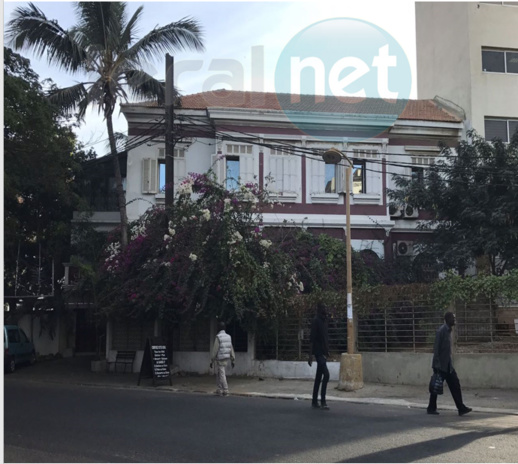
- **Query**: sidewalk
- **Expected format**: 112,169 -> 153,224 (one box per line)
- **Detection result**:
7,356 -> 518,416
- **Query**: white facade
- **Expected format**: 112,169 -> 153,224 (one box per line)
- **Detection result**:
416,2 -> 518,139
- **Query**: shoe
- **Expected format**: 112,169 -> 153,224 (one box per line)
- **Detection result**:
214,391 -> 222,396
222,391 -> 229,396
459,407 -> 472,416
427,409 -> 439,415
311,402 -> 320,409
320,403 -> 330,410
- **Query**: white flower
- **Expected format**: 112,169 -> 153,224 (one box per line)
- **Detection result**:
168,228 -> 176,236
200,209 -> 211,222
263,261 -> 270,269
298,282 -> 304,292
259,239 -> 272,249
178,179 -> 194,195
287,281 -> 292,288
224,198 -> 231,204
189,253 -> 198,262
228,231 -> 243,245
164,234 -> 172,241
181,217 -> 187,223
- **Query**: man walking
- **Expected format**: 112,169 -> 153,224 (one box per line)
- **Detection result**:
210,322 -> 236,396
308,303 -> 330,410
427,311 -> 472,416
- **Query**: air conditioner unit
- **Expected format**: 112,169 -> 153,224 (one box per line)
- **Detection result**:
403,204 -> 419,218
396,241 -> 414,257
389,204 -> 403,218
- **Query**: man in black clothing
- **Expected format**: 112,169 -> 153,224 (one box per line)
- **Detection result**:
308,303 -> 330,410
427,311 -> 472,416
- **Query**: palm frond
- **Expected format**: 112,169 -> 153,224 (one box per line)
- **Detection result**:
125,17 -> 204,65
120,6 -> 144,51
125,70 -> 167,104
6,2 -> 86,72
75,2 -> 126,51
47,83 -> 88,117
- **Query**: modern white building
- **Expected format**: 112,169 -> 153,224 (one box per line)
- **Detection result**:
416,1 -> 518,141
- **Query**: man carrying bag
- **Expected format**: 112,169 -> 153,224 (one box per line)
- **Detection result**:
427,312 -> 472,416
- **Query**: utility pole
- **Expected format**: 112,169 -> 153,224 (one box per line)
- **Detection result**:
165,54 -> 175,207
322,148 -> 363,391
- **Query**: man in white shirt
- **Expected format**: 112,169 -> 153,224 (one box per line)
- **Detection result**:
210,322 -> 236,396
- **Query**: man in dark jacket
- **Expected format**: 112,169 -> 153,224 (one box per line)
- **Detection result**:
427,312 -> 472,416
308,303 -> 330,410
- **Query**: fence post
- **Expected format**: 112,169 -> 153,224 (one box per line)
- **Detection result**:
412,304 -> 416,352
489,299 -> 494,345
275,325 -> 279,360
384,307 -> 388,353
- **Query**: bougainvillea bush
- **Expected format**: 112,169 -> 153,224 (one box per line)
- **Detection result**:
98,172 -> 304,330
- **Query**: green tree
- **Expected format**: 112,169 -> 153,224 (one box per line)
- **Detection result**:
388,130 -> 518,276
4,47 -> 92,304
6,2 -> 204,247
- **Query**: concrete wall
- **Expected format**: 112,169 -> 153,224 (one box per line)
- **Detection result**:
17,314 -> 61,356
468,2 -> 518,136
416,2 -> 518,135
170,350 -> 518,389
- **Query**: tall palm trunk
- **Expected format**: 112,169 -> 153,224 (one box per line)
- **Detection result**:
106,109 -> 128,248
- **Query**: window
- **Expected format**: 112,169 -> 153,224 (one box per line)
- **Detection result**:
215,143 -> 254,189
226,157 -> 240,190
482,48 -> 518,73
19,329 -> 29,343
485,118 -> 518,142
157,148 -> 186,193
412,167 -> 425,184
325,163 -> 337,193
8,329 -> 20,343
352,161 -> 365,194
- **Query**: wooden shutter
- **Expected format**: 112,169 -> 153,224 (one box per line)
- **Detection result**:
240,154 -> 255,184
211,154 -> 226,184
142,158 -> 158,194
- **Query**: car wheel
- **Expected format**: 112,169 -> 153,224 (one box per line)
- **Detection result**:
6,356 -> 16,374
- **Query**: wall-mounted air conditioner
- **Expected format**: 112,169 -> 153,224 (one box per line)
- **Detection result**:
396,241 -> 414,257
403,204 -> 419,218
389,204 -> 403,218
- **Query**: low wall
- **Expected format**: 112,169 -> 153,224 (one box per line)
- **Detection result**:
171,351 -> 518,389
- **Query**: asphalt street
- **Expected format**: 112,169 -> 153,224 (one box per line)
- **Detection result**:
4,378 -> 518,463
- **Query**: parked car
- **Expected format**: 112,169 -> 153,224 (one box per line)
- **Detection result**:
4,325 -> 36,373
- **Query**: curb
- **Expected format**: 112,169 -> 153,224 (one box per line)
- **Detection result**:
9,376 -> 518,416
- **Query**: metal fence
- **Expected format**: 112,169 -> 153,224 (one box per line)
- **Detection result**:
255,289 -> 518,360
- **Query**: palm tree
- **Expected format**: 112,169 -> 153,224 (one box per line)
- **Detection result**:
7,2 -> 204,247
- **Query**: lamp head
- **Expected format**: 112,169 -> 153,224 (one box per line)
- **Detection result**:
322,148 -> 343,165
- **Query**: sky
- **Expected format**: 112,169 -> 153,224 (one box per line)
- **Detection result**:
2,0 -> 419,156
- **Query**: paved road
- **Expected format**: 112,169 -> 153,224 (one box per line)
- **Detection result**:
4,378 -> 518,463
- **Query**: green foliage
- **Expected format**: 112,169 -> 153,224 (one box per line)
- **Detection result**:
3,47 -> 93,299
6,2 -> 205,247
388,130 -> 518,276
432,270 -> 518,309
97,174 -> 302,330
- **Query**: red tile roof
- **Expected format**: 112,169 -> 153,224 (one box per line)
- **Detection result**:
127,90 -> 462,123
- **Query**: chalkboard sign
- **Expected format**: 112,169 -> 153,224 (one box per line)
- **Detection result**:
138,337 -> 172,386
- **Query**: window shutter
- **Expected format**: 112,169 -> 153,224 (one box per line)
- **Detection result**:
335,163 -> 346,193
174,157 -> 186,186
311,158 -> 325,193
240,155 -> 255,184
269,155 -> 283,191
211,154 -> 225,184
142,158 -> 158,194
285,157 -> 298,193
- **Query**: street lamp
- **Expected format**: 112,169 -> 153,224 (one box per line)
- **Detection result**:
322,148 -> 363,391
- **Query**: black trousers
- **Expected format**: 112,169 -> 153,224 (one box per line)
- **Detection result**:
312,355 -> 330,404
428,368 -> 466,411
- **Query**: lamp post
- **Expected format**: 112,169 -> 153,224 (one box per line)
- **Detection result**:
322,148 -> 363,391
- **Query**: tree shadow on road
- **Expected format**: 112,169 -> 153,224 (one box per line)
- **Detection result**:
341,426 -> 518,463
